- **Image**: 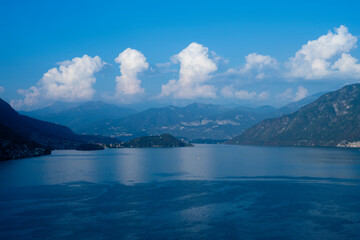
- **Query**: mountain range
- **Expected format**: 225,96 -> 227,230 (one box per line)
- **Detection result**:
80,103 -> 277,141
227,84 -> 360,147
20,94 -> 323,141
72,94 -> 322,141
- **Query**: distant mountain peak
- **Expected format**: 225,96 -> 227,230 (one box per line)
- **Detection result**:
0,98 -> 20,121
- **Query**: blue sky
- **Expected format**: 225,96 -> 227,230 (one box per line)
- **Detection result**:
1,0 -> 360,110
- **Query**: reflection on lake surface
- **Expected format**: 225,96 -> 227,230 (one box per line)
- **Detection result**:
1,144 -> 360,239
1,144 -> 360,186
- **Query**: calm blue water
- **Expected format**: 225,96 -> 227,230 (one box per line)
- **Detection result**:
1,144 -> 360,239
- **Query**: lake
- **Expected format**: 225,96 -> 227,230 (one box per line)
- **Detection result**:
1,144 -> 360,239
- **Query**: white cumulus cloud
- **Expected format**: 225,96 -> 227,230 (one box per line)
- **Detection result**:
221,85 -> 269,100
277,86 -> 308,101
114,48 -> 149,96
11,55 -> 104,109
160,42 -> 218,99
332,53 -> 360,78
287,25 -> 359,79
224,53 -> 278,80
294,86 -> 308,101
242,53 -> 278,72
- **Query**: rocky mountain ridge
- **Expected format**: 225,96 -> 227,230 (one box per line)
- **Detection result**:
227,84 -> 360,147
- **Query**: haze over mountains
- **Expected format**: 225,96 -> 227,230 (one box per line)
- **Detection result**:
23,101 -> 137,133
21,93 -> 323,141
82,103 -> 275,141
227,84 -> 360,147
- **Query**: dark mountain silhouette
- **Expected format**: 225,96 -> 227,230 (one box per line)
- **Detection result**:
0,98 -> 120,149
0,123 -> 51,160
